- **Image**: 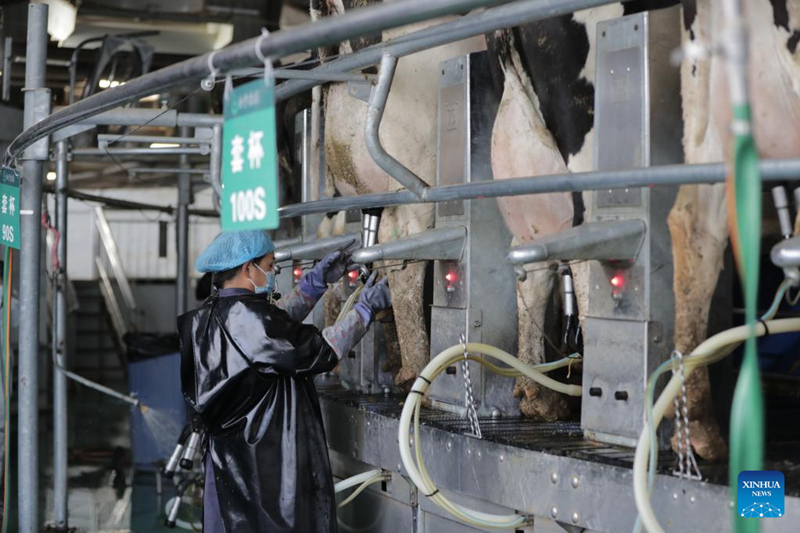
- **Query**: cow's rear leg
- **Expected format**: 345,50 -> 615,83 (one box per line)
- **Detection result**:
377,205 -> 434,390
515,265 -> 571,420
667,184 -> 728,461
390,262 -> 429,390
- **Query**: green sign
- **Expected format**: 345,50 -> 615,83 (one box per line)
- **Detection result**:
220,79 -> 280,232
0,168 -> 20,250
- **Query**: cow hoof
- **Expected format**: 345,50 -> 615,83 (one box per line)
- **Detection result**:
671,418 -> 728,462
514,381 -> 571,421
395,367 -> 420,391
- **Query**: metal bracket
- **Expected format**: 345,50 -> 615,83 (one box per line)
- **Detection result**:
51,123 -> 96,143
347,80 -> 373,103
352,226 -> 467,263
274,233 -> 360,263
506,220 -> 646,265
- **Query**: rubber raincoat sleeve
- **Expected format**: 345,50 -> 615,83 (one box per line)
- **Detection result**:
321,309 -> 368,360
276,282 -> 320,322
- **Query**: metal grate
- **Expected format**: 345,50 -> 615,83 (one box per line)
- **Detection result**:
317,385 -> 800,495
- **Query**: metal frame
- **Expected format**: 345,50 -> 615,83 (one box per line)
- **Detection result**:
365,54 -> 429,199
320,390 -> 800,533
277,158 -> 800,218
18,6 -> 49,531
71,147 -> 209,157
96,133 -> 212,148
11,0 -> 800,530
52,139 -> 68,530
6,0 -> 522,161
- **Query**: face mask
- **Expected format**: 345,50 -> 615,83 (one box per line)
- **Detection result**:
249,263 -> 276,295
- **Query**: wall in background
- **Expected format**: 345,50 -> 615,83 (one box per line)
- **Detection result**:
49,187 -> 220,281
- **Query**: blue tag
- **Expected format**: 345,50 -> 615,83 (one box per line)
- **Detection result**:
737,470 -> 784,518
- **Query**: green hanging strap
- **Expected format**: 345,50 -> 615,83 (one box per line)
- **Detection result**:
729,103 -> 764,533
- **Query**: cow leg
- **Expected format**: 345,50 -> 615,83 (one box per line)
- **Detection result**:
514,264 -> 571,420
667,183 -> 729,460
378,204 -> 434,390
388,262 -> 428,389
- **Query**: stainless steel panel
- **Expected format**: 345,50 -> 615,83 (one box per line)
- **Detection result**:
432,52 -> 517,416
320,395 -> 800,533
361,321 -> 396,393
581,318 -> 646,446
429,306 -> 481,410
421,511 -> 495,533
338,334 -> 362,390
594,20 -> 645,173
433,260 -> 467,310
584,7 -> 681,446
586,257 -> 645,320
438,57 -> 467,218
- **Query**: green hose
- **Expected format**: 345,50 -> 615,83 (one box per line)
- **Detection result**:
729,103 -> 763,533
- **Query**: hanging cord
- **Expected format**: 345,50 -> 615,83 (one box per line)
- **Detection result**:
1,247 -> 12,533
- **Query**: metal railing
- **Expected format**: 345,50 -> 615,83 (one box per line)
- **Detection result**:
93,206 -> 143,344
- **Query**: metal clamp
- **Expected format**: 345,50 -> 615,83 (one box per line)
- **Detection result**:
201,51 -> 219,92
254,28 -> 275,88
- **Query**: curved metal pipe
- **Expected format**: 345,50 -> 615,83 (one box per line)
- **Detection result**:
6,0 -> 510,163
506,220 -> 646,265
274,234 -> 359,263
352,226 -> 466,263
365,54 -> 429,199
275,0 -> 628,103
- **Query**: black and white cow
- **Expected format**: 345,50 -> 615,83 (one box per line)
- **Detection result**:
667,0 -> 800,460
310,0 -> 800,460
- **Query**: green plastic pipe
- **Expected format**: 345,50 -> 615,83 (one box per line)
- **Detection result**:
728,103 -> 764,533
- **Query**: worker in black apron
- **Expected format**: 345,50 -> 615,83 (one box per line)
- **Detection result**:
178,230 -> 390,532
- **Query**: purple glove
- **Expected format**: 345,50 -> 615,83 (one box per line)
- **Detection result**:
299,249 -> 351,299
354,272 -> 392,324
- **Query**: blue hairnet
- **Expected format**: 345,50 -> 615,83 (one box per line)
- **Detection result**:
195,230 -> 275,273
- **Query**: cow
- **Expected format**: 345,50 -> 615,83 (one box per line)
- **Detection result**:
485,4 -> 626,420
308,0 -> 800,461
310,0 -> 485,390
668,0 -> 800,460
488,0 -> 800,459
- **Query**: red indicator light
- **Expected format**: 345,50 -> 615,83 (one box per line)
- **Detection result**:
610,275 -> 623,288
445,272 -> 454,282
293,268 -> 302,278
348,271 -> 358,281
